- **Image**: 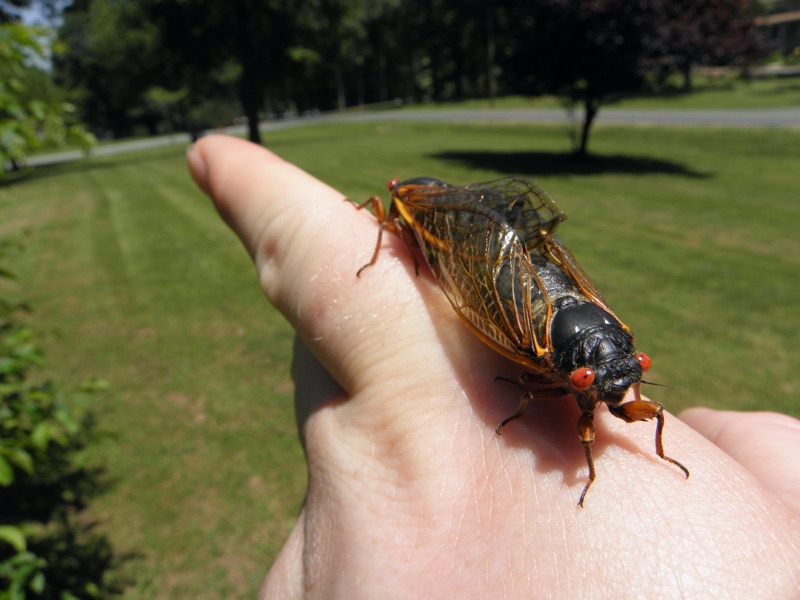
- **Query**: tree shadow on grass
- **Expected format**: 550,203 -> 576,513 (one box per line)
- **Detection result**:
430,150 -> 710,178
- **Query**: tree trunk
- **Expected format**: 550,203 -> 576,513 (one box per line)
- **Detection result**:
236,57 -> 263,144
577,97 -> 599,157
486,4 -> 497,108
239,75 -> 262,145
377,47 -> 387,101
681,61 -> 693,92
334,62 -> 346,110
234,1 -> 263,145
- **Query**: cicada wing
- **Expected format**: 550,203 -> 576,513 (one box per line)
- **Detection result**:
391,177 -> 578,364
463,178 -> 567,253
411,200 -> 553,368
395,177 -> 566,253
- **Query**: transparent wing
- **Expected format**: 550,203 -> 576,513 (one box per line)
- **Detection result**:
433,217 -> 553,366
462,178 -> 567,252
397,177 -> 566,252
394,182 -> 555,365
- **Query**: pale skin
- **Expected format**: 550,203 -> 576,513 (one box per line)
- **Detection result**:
186,135 -> 800,599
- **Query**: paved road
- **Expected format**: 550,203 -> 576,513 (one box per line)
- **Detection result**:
23,107 -> 800,167
24,133 -> 194,167
330,107 -> 800,128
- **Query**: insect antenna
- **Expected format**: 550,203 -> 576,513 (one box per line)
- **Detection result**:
640,379 -> 672,389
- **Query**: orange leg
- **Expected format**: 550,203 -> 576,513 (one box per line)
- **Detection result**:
353,196 -> 390,277
577,412 -> 597,507
351,197 -> 418,277
608,399 -> 690,479
352,195 -> 387,220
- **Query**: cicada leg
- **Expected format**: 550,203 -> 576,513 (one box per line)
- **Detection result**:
353,196 -> 389,277
351,195 -> 387,220
495,372 -> 567,435
577,411 -> 597,507
495,361 -> 559,389
495,375 -> 521,386
351,196 -> 419,277
495,391 -> 532,434
607,398 -> 690,480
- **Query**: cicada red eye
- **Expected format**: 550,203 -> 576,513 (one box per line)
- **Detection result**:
636,352 -> 652,372
570,368 -> 595,391
387,179 -> 400,191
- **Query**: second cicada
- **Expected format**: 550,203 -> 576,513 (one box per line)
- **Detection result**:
355,176 -> 688,506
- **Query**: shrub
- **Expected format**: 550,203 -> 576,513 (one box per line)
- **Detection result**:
0,235 -> 119,599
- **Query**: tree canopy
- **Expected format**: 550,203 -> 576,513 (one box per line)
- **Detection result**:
505,0 -> 658,156
647,0 -> 765,91
51,0 -> 767,153
0,22 -> 94,174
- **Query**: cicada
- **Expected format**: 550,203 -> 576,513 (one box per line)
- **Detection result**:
355,177 -> 688,506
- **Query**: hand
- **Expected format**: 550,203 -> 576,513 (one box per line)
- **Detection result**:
187,135 -> 800,599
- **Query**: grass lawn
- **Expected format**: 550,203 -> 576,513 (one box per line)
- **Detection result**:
1,120 -> 798,597
403,74 -> 800,110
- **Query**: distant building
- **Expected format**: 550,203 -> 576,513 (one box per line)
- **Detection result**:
756,9 -> 800,55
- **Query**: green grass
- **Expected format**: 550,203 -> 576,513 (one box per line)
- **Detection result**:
0,150 -> 303,597
617,74 -> 800,108
404,74 -> 800,110
1,120 -> 798,597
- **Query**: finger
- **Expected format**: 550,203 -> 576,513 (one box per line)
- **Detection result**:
186,136 -> 454,397
680,407 -> 800,514
258,511 -> 305,598
186,134 -> 338,262
291,335 -> 347,437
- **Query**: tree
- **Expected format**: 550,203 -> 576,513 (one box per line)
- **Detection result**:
139,0 -> 291,144
647,0 -> 766,91
49,0 -> 766,149
55,0 -> 166,138
53,0 -> 515,139
506,0 -> 656,157
284,0 -> 407,110
295,0 -> 368,110
0,23 -> 94,175
504,0 -> 763,157
57,0 -> 282,141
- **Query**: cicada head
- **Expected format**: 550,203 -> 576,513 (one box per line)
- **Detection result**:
549,298 -> 649,408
